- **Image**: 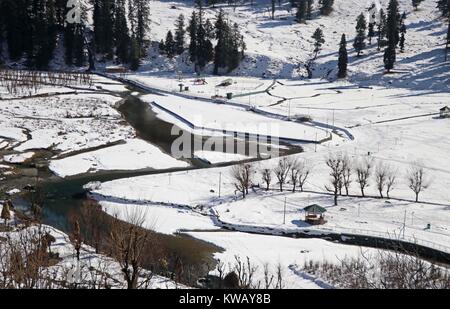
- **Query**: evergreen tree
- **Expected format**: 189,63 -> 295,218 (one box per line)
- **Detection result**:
165,31 -> 176,58
64,7 -> 86,68
437,0 -> 450,16
319,0 -> 334,16
114,0 -> 130,64
188,11 -> 199,63
377,9 -> 387,51
213,10 -> 227,74
129,36 -> 140,70
174,14 -> 186,55
368,22 -> 375,44
353,13 -> 367,57
92,0 -> 115,59
386,0 -> 400,48
384,0 -> 400,72
384,45 -> 396,73
312,27 -> 325,59
399,17 -> 406,53
307,0 -> 314,20
297,0 -> 307,23
338,34 -> 348,78
134,0 -> 150,56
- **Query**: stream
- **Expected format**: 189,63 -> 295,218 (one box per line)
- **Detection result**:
7,88 -> 304,284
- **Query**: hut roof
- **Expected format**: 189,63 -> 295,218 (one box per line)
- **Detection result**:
440,106 -> 450,111
303,204 -> 327,214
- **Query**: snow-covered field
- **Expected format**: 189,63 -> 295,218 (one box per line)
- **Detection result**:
142,92 -> 329,142
49,138 -> 189,177
187,231 -> 378,289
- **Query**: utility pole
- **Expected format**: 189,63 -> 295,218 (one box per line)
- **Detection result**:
283,197 -> 287,224
404,210 -> 407,232
218,172 -> 222,198
314,132 -> 318,152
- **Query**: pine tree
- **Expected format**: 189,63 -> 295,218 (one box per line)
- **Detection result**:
297,0 -> 307,23
213,10 -> 227,75
338,34 -> 348,78
386,0 -> 400,48
384,0 -> 400,72
399,17 -> 406,53
353,13 -> 367,57
384,45 -> 396,73
368,22 -> 375,44
319,0 -> 334,16
174,14 -> 186,55
437,0 -> 450,16
134,0 -> 150,57
129,36 -> 140,70
307,0 -> 314,20
312,27 -> 325,59
165,31 -> 176,58
377,9 -> 387,51
114,0 -> 130,64
188,11 -> 198,63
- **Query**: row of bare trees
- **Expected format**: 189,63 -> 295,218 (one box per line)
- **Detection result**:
303,248 -> 450,289
0,69 -> 93,96
325,153 -> 431,205
231,157 -> 313,198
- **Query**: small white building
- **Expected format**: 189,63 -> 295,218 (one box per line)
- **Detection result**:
440,106 -> 450,118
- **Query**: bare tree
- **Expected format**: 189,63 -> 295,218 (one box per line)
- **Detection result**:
407,163 -> 430,202
109,210 -> 153,289
355,157 -> 373,197
261,168 -> 272,191
290,160 -> 301,192
1,200 -> 12,224
231,164 -> 253,198
342,154 -> 352,195
386,167 -> 397,199
297,159 -> 312,192
375,162 -> 388,198
274,157 -> 291,192
325,153 -> 344,206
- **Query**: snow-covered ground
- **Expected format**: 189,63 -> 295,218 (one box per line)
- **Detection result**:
49,138 -> 189,178
187,231 -> 378,289
137,0 -> 449,89
142,92 -> 329,142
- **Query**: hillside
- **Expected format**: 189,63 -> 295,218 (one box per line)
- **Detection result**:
139,0 -> 449,91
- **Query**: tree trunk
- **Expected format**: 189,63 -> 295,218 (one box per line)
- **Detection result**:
334,193 -> 338,206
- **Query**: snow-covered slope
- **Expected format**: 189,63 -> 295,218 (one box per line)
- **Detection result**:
142,0 -> 449,91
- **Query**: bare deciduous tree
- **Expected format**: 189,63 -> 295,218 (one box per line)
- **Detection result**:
386,167 -> 397,199
325,153 -> 345,206
297,159 -> 312,192
375,162 -> 388,198
290,160 -> 301,192
342,154 -> 352,196
261,168 -> 272,191
274,157 -> 291,192
407,163 -> 430,202
109,210 -> 153,289
232,164 -> 253,198
355,157 -> 373,197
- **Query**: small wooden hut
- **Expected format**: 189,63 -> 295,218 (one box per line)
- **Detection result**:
303,204 -> 327,225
